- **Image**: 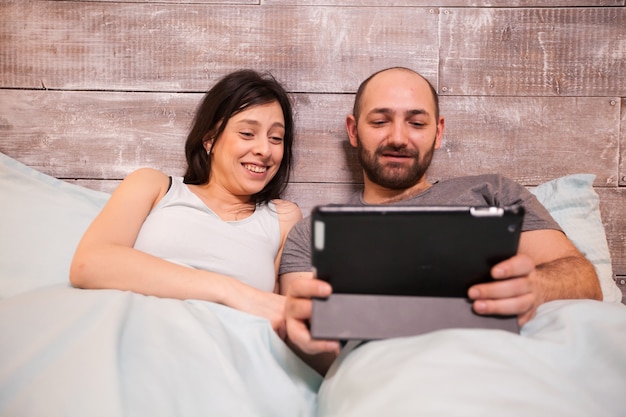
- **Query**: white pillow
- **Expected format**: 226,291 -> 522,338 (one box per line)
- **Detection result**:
530,174 -> 622,303
0,152 -> 110,298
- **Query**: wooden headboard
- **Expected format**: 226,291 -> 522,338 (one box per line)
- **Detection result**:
1,1 -> 624,301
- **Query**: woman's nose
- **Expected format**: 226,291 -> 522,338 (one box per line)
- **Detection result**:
253,137 -> 271,156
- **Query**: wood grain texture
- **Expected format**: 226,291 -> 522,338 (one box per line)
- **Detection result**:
89,0 -> 257,3
439,7 -> 626,96
619,98 -> 626,187
1,90 -> 619,186
0,90 -> 196,178
264,1 -> 624,5
66,0 -> 626,4
0,2 -> 438,93
597,188 -> 626,278
435,96 -> 621,186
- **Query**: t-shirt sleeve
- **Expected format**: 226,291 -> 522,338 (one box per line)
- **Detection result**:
279,216 -> 314,275
498,176 -> 561,232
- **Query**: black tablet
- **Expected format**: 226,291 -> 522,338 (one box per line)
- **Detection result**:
309,205 -> 524,340
311,205 -> 524,298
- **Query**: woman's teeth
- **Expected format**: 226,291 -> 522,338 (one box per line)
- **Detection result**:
243,164 -> 267,173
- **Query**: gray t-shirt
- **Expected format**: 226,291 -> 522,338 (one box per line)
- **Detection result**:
279,174 -> 560,275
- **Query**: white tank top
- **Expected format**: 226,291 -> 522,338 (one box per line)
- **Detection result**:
133,177 -> 280,292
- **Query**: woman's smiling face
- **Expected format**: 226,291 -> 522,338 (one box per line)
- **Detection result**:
206,101 -> 285,197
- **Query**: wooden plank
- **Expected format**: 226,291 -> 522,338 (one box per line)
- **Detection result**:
0,90 -> 196,179
295,95 -> 621,186
70,0 -> 626,5
86,0 -> 257,3
282,182 -> 359,217
616,277 -> 626,304
434,95 -> 620,186
439,7 -> 626,96
291,94 -> 361,184
0,2 -> 438,93
597,188 -> 626,277
618,98 -> 626,186
1,90 -> 620,186
71,179 -> 120,195
265,1 -> 623,5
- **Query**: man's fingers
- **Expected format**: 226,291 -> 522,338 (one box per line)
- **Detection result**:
472,293 -> 535,319
468,274 -> 537,322
284,278 -> 339,355
491,254 -> 535,279
286,297 -> 313,321
469,277 -> 532,300
275,320 -> 287,340
287,277 -> 332,298
285,310 -> 340,354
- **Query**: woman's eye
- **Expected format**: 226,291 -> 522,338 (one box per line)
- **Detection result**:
269,136 -> 284,144
240,131 -> 254,138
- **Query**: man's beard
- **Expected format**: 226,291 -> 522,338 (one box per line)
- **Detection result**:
356,134 -> 436,190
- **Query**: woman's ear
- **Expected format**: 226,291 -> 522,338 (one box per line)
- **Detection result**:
203,134 -> 214,155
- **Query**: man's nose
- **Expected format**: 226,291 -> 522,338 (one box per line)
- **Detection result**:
387,122 -> 408,147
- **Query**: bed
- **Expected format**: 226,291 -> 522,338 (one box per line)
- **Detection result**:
1,151 -> 626,417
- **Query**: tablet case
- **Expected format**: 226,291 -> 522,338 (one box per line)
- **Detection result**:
310,205 -> 524,340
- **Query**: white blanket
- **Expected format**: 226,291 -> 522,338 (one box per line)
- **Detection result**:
318,299 -> 626,417
0,286 -> 321,417
2,286 -> 625,417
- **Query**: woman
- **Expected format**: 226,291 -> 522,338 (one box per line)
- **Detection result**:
70,69 -> 301,335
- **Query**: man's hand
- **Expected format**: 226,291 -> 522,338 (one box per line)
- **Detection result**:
468,253 -> 539,326
285,277 -> 341,355
468,228 -> 602,326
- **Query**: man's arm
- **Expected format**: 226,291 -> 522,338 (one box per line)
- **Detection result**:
278,217 -> 339,374
469,229 -> 602,325
281,271 -> 340,376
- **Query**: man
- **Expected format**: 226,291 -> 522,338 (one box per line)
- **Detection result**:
279,67 -> 602,375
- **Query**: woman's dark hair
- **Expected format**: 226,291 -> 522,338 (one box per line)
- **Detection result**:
183,69 -> 294,205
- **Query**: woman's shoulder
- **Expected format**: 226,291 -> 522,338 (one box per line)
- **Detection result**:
115,168 -> 171,202
125,167 -> 169,182
271,199 -> 302,226
120,168 -> 171,188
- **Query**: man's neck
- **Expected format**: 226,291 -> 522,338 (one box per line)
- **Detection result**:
362,178 -> 433,205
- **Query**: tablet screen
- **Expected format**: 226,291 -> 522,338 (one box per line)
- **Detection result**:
311,205 -> 524,298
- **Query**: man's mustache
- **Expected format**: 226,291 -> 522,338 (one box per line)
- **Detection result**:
375,146 -> 418,158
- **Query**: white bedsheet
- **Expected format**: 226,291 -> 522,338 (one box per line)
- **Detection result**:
318,299 -> 626,417
0,285 -> 321,417
2,286 -> 625,417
